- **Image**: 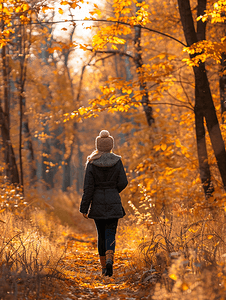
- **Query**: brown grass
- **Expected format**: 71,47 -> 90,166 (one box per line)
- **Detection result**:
117,206 -> 226,299
0,207 -> 70,299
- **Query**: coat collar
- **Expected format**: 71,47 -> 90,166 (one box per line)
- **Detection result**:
91,152 -> 121,167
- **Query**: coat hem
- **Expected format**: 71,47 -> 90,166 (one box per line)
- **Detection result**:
88,215 -> 124,220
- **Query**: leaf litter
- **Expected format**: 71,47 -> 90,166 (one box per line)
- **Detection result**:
53,232 -> 150,299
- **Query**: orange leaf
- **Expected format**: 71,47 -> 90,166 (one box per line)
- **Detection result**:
169,273 -> 177,281
207,235 -> 214,239
58,8 -> 64,14
71,3 -> 77,9
161,143 -> 167,151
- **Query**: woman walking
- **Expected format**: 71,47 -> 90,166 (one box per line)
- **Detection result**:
80,130 -> 128,277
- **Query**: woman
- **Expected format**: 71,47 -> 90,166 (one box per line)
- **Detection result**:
80,130 -> 128,277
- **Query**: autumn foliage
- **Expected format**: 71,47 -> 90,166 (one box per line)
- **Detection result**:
0,0 -> 226,298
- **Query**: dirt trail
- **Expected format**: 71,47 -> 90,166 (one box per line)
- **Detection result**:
52,212 -> 150,300
58,231 -> 142,300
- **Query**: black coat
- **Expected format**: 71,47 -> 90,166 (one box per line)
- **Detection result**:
80,153 -> 128,219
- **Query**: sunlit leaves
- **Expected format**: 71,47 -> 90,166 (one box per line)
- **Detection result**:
184,1 -> 226,65
199,0 -> 226,24
183,40 -> 224,66
91,0 -> 151,50
135,1 -> 150,25
0,0 -> 80,48
61,0 -> 69,4
92,25 -> 127,50
0,0 -> 33,47
63,56 -> 176,123
42,6 -> 53,13
0,180 -> 25,212
21,3 -> 30,12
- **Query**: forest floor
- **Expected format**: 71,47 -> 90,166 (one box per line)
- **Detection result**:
50,217 -> 153,300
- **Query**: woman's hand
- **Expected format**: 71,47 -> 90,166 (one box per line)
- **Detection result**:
83,213 -> 88,219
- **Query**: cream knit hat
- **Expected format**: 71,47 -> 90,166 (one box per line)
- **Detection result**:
95,130 -> 114,152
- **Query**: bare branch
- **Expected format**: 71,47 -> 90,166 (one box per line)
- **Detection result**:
15,18 -> 186,47
93,49 -> 134,61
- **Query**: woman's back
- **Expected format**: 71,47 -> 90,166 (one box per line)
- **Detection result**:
81,153 -> 127,219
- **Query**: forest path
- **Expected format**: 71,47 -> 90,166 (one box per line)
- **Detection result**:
55,230 -> 149,300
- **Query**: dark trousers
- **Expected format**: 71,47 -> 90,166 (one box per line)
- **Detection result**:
94,218 -> 118,256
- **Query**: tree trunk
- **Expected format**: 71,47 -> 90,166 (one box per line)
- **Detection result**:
220,52 -> 226,123
194,63 -> 226,189
76,133 -> 84,193
134,1 -> 154,127
195,101 -> 214,197
18,20 -> 36,191
177,0 -> 226,194
0,106 -> 19,185
1,40 -> 19,185
23,120 -> 36,183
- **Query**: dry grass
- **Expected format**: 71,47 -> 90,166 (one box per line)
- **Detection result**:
0,208 -> 70,299
2,185 -> 226,299
118,207 -> 226,299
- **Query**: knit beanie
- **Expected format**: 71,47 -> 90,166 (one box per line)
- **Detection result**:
95,130 -> 114,152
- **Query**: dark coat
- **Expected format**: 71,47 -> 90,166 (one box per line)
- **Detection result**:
80,153 -> 128,219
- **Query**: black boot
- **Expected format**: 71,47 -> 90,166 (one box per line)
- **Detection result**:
105,250 -> 114,277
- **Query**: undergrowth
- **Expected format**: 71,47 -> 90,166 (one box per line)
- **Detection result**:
2,181 -> 226,299
118,201 -> 226,299
0,207 -> 70,299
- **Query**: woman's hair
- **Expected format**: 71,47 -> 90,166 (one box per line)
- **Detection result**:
85,150 -> 104,167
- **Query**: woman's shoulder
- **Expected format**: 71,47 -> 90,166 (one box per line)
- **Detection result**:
92,152 -> 121,167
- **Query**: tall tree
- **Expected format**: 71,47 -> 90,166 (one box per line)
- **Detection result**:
133,0 -> 154,127
177,0 -> 226,196
0,2 -> 19,185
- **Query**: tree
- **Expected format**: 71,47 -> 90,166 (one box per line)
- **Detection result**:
177,0 -> 226,197
0,1 -> 21,186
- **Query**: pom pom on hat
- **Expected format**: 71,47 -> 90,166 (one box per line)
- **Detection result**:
95,130 -> 114,152
99,130 -> 110,138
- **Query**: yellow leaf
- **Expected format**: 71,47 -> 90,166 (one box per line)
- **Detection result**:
58,8 -> 64,14
42,6 -> 54,13
188,228 -> 198,233
175,139 -> 181,147
78,107 -> 87,115
161,143 -> 167,151
181,282 -> 189,291
169,273 -> 177,281
22,3 -> 29,11
158,53 -> 166,59
42,6 -> 49,13
207,235 -> 214,239
112,44 -> 118,50
154,145 -> 161,151
71,2 -> 77,9
15,6 -> 21,13
61,27 -> 67,31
